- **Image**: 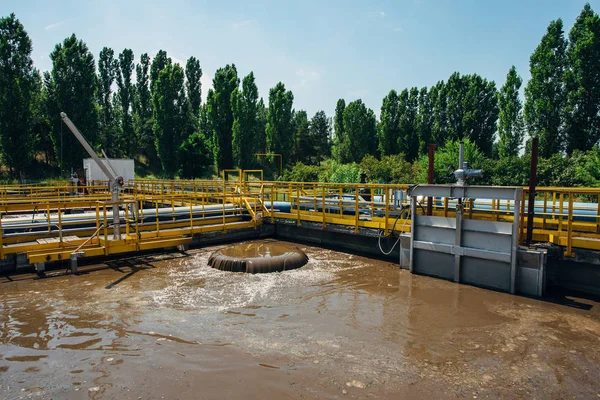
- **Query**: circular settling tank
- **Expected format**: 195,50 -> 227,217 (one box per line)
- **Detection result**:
208,242 -> 309,273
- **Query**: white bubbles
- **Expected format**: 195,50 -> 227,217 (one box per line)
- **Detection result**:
150,246 -> 365,312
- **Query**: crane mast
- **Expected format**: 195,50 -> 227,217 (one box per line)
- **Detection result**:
60,112 -> 122,240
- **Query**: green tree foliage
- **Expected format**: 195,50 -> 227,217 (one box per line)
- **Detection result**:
341,99 -> 377,163
398,88 -> 420,161
417,139 -> 486,184
487,156 -> 530,186
360,154 -> 417,184
332,99 -> 346,162
133,53 -> 154,160
207,64 -> 239,171
443,73 -> 498,156
185,56 -> 202,117
290,110 -> 311,164
282,162 -> 321,182
256,98 -> 267,153
378,90 -> 400,156
417,86 -> 434,154
431,82 -> 448,146
498,66 -> 525,158
266,82 -> 295,167
97,47 -> 117,154
309,110 -> 331,163
45,34 -> 98,171
150,50 -> 171,97
153,63 -> 187,178
463,74 -> 498,156
319,159 -> 361,183
563,3 -> 600,154
0,14 -> 38,177
178,132 -> 213,178
524,19 -> 567,157
116,48 -> 135,157
232,72 -> 259,169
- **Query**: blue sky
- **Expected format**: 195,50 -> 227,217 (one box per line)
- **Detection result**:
1,0 -> 597,117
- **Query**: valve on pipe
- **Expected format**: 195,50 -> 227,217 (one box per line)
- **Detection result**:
453,142 -> 483,186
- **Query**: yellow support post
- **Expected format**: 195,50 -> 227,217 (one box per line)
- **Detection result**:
355,185 -> 359,233
543,192 -> 548,230
155,200 -> 160,238
296,184 -> 301,227
566,192 -> 574,257
444,197 -> 449,217
384,189 -> 389,235
270,184 -> 274,223
0,215 -> 3,260
322,185 -> 326,229
558,193 -> 564,232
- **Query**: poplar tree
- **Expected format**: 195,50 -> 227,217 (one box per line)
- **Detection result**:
498,66 -> 525,158
332,98 -> 347,162
417,86 -> 434,155
97,47 -> 117,153
310,110 -> 331,164
0,14 -> 38,177
206,64 -> 239,171
342,99 -> 377,162
45,34 -> 98,171
564,3 -> 600,154
133,53 -> 154,160
378,90 -> 400,156
291,110 -> 311,164
266,82 -> 294,166
232,72 -> 259,169
398,88 -> 420,161
116,48 -> 135,157
153,64 -> 186,177
524,19 -> 567,157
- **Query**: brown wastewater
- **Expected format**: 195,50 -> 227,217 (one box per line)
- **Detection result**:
0,239 -> 599,399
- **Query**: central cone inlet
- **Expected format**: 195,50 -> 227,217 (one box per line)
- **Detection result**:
207,242 -> 309,273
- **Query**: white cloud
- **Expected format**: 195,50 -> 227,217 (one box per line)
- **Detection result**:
348,89 -> 369,98
295,68 -> 321,88
231,19 -> 253,29
44,20 -> 69,30
393,27 -> 403,32
170,55 -> 186,66
368,11 -> 386,18
200,72 -> 213,104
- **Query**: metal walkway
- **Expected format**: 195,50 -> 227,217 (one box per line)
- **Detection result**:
1,174 -> 600,267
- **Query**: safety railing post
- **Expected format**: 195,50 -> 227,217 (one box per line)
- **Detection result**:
103,205 -> 108,253
596,194 -> 600,234
155,200 -> 160,238
222,193 -> 226,231
566,192 -> 574,256
0,215 -> 3,260
95,203 -> 100,244
296,184 -> 301,227
322,185 -> 326,229
384,188 -> 389,234
444,197 -> 449,218
558,193 -> 564,232
125,203 -> 130,237
270,184 -> 274,223
354,185 -> 359,233
58,204 -> 63,245
543,192 -> 548,230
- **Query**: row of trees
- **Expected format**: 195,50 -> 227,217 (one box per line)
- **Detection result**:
0,14 -> 331,179
0,4 -> 599,182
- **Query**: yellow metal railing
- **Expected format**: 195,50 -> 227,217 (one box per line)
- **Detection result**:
4,177 -> 600,261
